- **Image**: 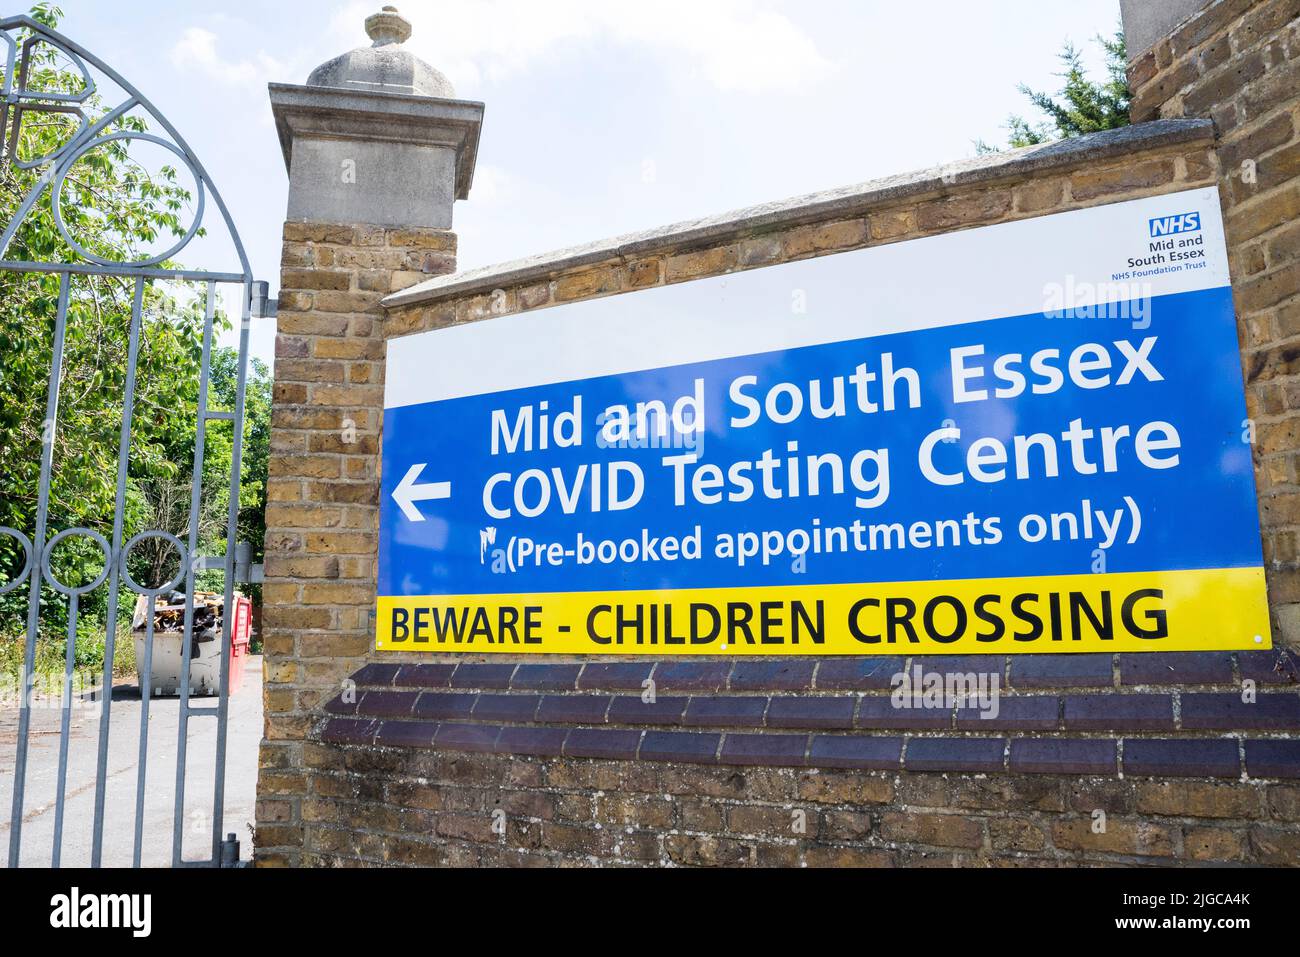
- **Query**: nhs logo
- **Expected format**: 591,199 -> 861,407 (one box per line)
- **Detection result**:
1149,212 -> 1202,237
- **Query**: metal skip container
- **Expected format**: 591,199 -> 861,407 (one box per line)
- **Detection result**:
132,592 -> 253,696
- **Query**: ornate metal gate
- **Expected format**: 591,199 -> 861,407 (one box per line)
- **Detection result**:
0,15 -> 269,867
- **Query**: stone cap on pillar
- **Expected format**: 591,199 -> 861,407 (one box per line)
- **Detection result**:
269,5 -> 484,229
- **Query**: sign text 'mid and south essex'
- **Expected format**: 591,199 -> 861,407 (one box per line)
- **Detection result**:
375,187 -> 1271,656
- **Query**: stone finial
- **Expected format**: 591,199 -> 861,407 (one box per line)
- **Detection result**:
272,0 -> 482,229
304,2 -> 452,98
366,5 -> 412,47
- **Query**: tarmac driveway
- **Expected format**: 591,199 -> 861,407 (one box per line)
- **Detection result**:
0,656 -> 263,868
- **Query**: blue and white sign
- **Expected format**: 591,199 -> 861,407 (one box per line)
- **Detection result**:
376,187 -> 1271,656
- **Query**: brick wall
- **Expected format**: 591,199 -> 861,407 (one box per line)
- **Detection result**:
1128,0 -> 1300,641
256,223 -> 457,866
255,118 -> 1300,866
256,2 -> 1300,866
310,655 -> 1299,866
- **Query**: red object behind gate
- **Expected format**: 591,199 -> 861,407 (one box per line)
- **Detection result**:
229,595 -> 253,695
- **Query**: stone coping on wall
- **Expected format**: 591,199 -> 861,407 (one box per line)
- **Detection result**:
381,118 -> 1215,310
321,652 -> 1300,779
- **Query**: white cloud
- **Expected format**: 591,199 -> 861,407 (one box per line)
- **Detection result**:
467,164 -> 517,207
329,0 -> 835,94
170,26 -> 286,93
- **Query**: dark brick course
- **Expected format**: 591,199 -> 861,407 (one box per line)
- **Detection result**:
856,696 -> 951,730
607,696 -> 689,725
434,723 -> 501,754
565,728 -> 642,761
1120,652 -> 1234,686
1122,738 -> 1241,778
320,718 -> 378,747
1181,693 -> 1300,730
766,696 -> 857,730
652,662 -> 731,692
1009,738 -> 1117,775
640,731 -> 721,764
729,661 -> 817,691
449,664 -> 517,690
350,663 -> 400,688
536,695 -> 612,724
375,721 -> 437,749
905,737 -> 1006,773
496,726 -> 569,757
720,733 -> 809,766
577,662 -> 655,690
809,736 -> 903,770
1244,739 -> 1300,778
472,694 -> 541,723
815,658 -> 903,690
1239,650 -> 1299,686
956,696 -> 1059,731
393,664 -> 456,688
414,693 -> 477,720
1008,655 -> 1114,689
684,696 -> 768,728
324,695 -> 358,716
1063,694 -> 1175,731
358,691 -> 418,718
511,664 -> 583,691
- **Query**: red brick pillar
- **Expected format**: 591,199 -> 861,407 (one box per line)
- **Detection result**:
257,224 -> 457,864
1127,0 -> 1300,647
254,6 -> 482,865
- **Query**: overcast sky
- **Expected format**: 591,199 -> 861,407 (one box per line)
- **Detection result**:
49,0 -> 1125,364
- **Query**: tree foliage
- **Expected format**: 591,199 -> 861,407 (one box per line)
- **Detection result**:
0,4 -> 271,670
979,30 -> 1131,153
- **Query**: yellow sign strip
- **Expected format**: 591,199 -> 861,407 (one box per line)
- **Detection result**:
375,567 -> 1271,656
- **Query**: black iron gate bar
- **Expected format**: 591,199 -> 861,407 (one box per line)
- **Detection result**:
0,14 -> 269,869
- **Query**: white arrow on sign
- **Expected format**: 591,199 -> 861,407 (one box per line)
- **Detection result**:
392,464 -> 452,522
